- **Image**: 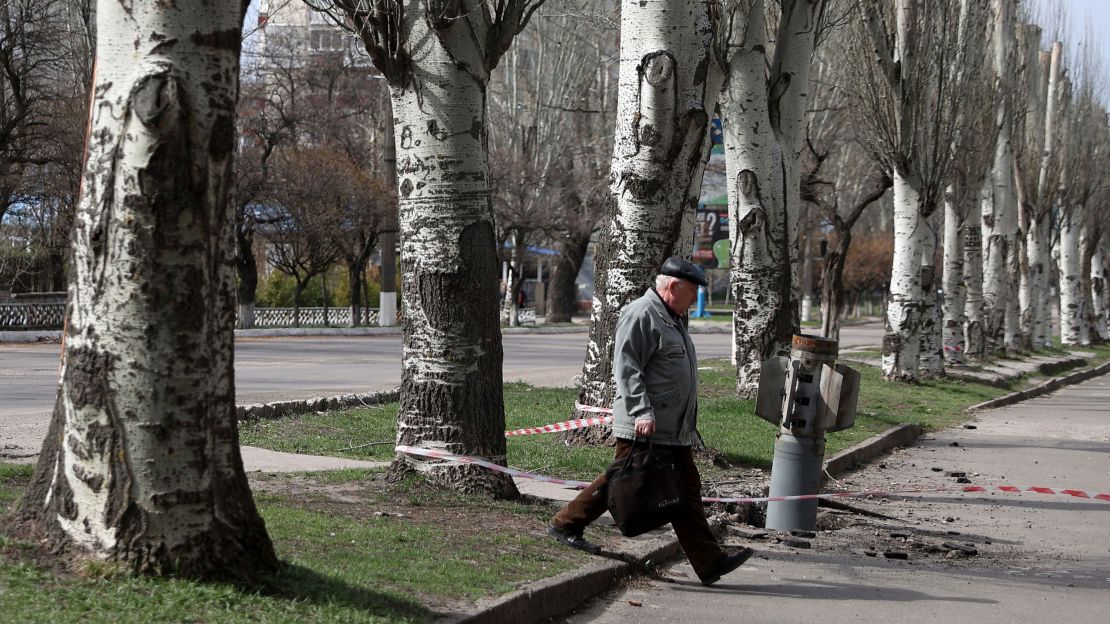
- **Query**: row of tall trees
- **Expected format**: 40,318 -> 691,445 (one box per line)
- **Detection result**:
858,0 -> 1110,380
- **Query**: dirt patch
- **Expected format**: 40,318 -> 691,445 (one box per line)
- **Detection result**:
249,472 -> 561,540
701,450 -> 1068,573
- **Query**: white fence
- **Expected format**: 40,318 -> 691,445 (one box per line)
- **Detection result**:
0,303 -> 380,330
251,307 -> 380,328
0,303 -> 66,329
500,307 -> 536,325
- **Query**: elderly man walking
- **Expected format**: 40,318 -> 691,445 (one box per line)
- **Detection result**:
548,257 -> 754,586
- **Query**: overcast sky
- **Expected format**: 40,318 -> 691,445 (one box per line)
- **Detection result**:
1029,0 -> 1110,82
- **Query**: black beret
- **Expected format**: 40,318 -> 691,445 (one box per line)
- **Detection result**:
660,256 -> 707,287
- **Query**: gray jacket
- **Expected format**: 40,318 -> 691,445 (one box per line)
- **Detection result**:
611,288 -> 699,446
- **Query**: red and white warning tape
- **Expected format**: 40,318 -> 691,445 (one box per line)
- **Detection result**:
503,402 -> 613,437
961,485 -> 1110,501
506,415 -> 613,437
943,345 -> 965,353
397,445 -> 591,488
395,445 -> 1110,505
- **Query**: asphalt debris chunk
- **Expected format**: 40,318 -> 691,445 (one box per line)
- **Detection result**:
942,542 -> 979,556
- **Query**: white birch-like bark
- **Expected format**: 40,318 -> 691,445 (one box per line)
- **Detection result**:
575,0 -> 722,416
723,0 -> 823,396
919,212 -> 943,375
963,179 -> 987,359
385,4 -> 516,495
1026,42 -> 1063,349
1078,224 -> 1093,345
503,230 -> 524,326
882,172 -> 924,380
14,0 -> 277,577
1012,24 -> 1042,349
1092,242 -> 1108,340
1059,207 -> 1085,344
1026,211 -> 1052,346
942,190 -> 966,364
982,0 -> 1018,353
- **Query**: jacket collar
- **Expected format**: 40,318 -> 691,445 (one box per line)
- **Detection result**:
646,287 -> 685,327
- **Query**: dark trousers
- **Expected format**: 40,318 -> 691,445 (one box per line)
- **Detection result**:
552,438 -> 723,578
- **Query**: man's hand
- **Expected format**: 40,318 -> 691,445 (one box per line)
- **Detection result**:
634,419 -> 656,437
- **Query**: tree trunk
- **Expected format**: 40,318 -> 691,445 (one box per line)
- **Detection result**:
1025,212 -> 1052,347
963,180 -> 986,359
546,231 -> 590,324
1005,232 -> 1024,351
49,251 -> 66,292
574,0 -> 722,419
505,230 -> 524,327
349,263 -> 363,327
235,221 -> 258,329
386,12 -> 514,497
293,279 -> 304,328
723,0 -> 820,396
983,0 -> 1019,355
800,213 -> 814,324
1091,241 -> 1108,341
981,169 -> 1013,353
882,172 -> 924,381
11,0 -> 277,579
1026,41 -> 1063,349
942,192 -> 966,364
322,274 -> 330,327
1078,224 -> 1096,345
919,213 -> 943,377
1059,208 -> 1085,345
820,234 -> 849,340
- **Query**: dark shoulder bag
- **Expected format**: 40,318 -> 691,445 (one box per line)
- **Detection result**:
604,439 -> 686,537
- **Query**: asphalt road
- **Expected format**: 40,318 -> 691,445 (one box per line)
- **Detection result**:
563,374 -> 1110,623
0,322 -> 885,459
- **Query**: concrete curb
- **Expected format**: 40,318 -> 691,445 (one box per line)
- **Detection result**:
0,330 -> 60,343
450,531 -> 685,624
236,388 -> 399,420
822,424 -> 925,481
965,359 -> 1110,412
